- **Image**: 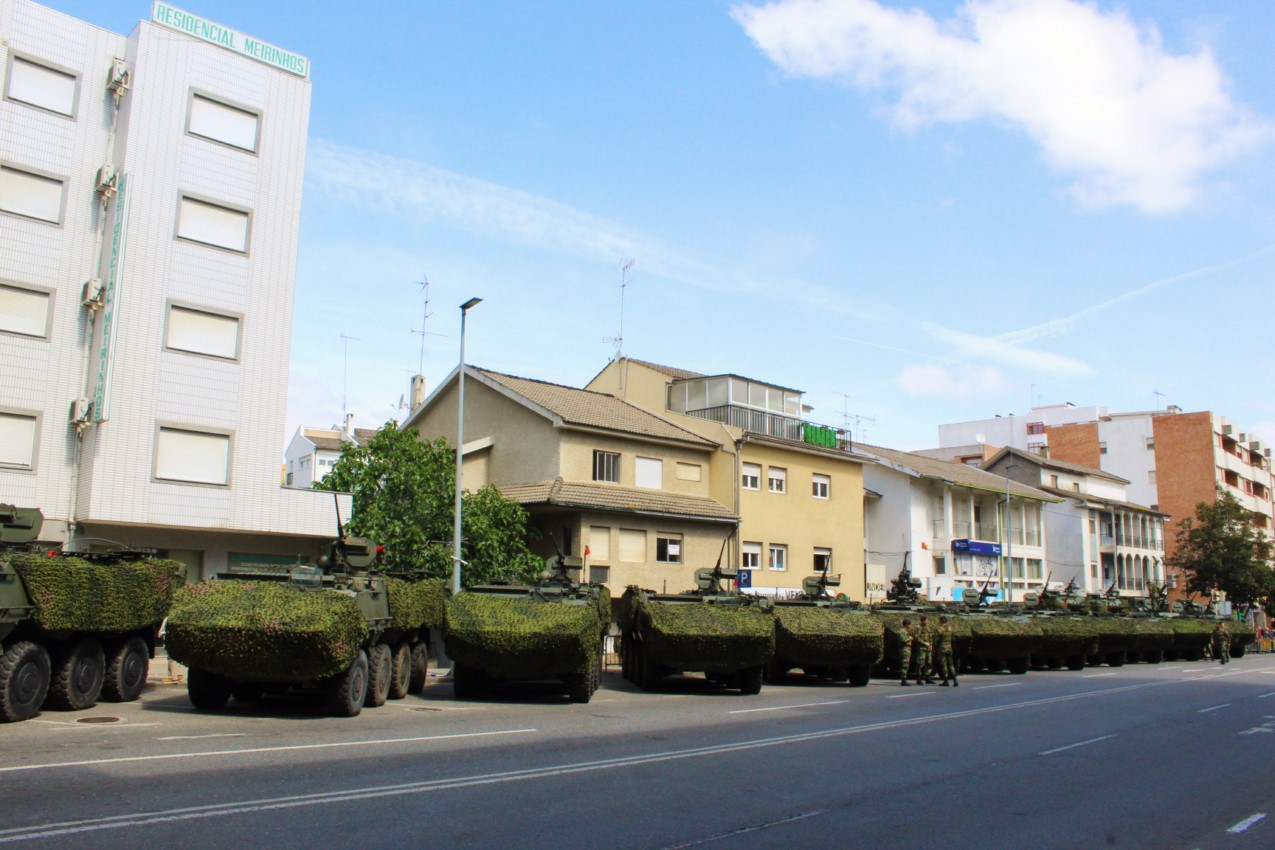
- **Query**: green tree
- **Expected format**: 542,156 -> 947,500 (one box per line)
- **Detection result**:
1167,488 -> 1275,607
316,423 -> 542,585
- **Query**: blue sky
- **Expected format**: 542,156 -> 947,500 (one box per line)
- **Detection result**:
56,1 -> 1275,450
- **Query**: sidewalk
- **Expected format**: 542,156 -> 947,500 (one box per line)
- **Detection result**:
149,647 -> 187,685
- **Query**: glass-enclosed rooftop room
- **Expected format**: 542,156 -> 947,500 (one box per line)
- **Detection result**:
666,375 -> 847,450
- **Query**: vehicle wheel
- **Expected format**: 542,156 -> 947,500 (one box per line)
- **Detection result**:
389,642 -> 411,700
1230,644 -> 1246,659
188,668 -> 231,710
738,665 -> 763,695
102,636 -> 149,703
640,652 -> 662,693
1163,648 -> 1180,661
1047,658 -> 1063,670
453,664 -> 481,699
1007,656 -> 1030,675
829,668 -> 850,683
565,672 -> 591,703
1086,653 -> 1102,667
1143,649 -> 1164,664
45,638 -> 105,711
1066,655 -> 1086,671
1184,648 -> 1203,662
0,641 -> 51,723
408,641 -> 429,694
986,658 -> 1006,673
848,664 -> 871,687
327,650 -> 369,717
1106,651 -> 1126,668
366,644 -> 392,708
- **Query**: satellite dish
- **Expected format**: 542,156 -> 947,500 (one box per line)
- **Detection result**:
976,433 -> 986,444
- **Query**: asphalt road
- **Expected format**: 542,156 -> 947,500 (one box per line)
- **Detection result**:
2,656 -> 1274,849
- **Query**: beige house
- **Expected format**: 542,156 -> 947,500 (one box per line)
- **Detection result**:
400,367 -> 737,594
587,358 -> 871,599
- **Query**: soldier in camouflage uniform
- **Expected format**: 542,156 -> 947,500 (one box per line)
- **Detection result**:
934,614 -> 958,686
898,619 -> 916,686
1212,621 -> 1230,665
915,615 -> 935,684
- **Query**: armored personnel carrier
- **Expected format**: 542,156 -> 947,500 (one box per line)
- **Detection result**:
1,504 -> 183,722
165,506 -> 442,717
442,555 -> 610,703
618,560 -> 774,695
768,574 -> 882,686
869,566 -> 947,678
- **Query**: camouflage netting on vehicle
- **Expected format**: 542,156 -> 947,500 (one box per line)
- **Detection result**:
386,578 -> 447,631
1228,620 -> 1257,645
11,553 -> 184,633
1090,617 -> 1142,652
164,581 -> 366,682
1033,616 -> 1101,658
638,600 -> 774,673
774,606 -> 883,667
967,616 -> 1043,659
444,593 -> 605,679
871,611 -> 967,659
1129,618 -> 1175,652
1169,617 -> 1215,650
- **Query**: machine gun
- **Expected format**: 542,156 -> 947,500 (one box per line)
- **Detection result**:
886,564 -> 922,604
0,503 -> 42,549
538,533 -> 584,593
309,495 -> 379,581
801,571 -> 840,600
976,574 -> 996,608
692,537 -> 738,595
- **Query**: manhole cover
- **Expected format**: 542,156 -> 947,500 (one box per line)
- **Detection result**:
77,716 -> 120,724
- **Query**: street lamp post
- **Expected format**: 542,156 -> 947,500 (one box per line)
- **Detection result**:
1002,462 -> 1017,604
452,297 -> 482,595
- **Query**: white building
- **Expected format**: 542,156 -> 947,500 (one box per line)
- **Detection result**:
982,447 -> 1167,597
933,403 -> 1109,466
284,417 -> 376,489
1,1 -> 345,580
856,444 -> 1057,603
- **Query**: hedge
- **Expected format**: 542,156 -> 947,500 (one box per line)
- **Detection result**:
444,593 -> 606,680
11,553 -> 183,633
386,577 -> 447,631
637,598 -> 774,673
164,580 -> 366,682
773,605 -> 883,667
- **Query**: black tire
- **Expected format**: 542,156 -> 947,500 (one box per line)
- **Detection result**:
0,641 -> 51,723
1184,648 -> 1203,662
1230,644 -> 1246,659
1047,658 -> 1063,670
102,636 -> 149,703
986,658 -> 1006,673
188,668 -> 231,710
1106,651 -> 1126,668
565,672 -> 591,703
1143,649 -> 1164,664
453,664 -> 481,699
1163,648 -> 1180,661
45,638 -> 105,711
327,650 -> 369,717
1086,653 -> 1102,667
1067,655 -> 1086,671
1007,656 -> 1030,675
366,644 -> 392,708
848,664 -> 871,687
738,665 -> 763,695
231,683 -> 266,703
408,641 -> 429,694
389,642 -> 411,700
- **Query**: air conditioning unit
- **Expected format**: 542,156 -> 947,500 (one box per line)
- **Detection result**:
81,278 -> 104,310
1236,433 -> 1247,443
1252,440 -> 1264,453
94,164 -> 118,197
69,398 -> 91,424
107,58 -> 130,94
1222,424 -> 1233,436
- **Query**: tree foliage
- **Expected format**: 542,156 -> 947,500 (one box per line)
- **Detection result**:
1167,488 -> 1275,607
315,423 -> 542,585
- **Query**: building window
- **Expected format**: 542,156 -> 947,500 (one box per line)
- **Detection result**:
812,473 -> 830,500
741,542 -> 761,570
675,462 -> 701,482
1026,422 -> 1045,435
768,467 -> 787,494
1148,470 -> 1156,485
656,534 -> 682,564
741,462 -> 760,490
1098,442 -> 1108,454
285,472 -> 294,485
588,566 -> 609,584
165,304 -> 241,360
618,529 -> 645,562
1049,474 -> 1059,488
5,55 -> 78,117
0,283 -> 51,338
176,196 -> 250,253
593,450 -> 619,483
0,166 -> 65,224
636,456 -> 662,489
1090,563 -> 1098,579
1073,482 -> 1081,493
588,526 -> 610,561
934,556 -> 946,575
768,543 -> 787,571
813,547 -> 832,572
188,93 -> 260,152
1027,441 -> 1045,455
155,427 -> 231,485
0,410 -> 39,470
1027,560 -> 1043,580
1145,437 -> 1155,450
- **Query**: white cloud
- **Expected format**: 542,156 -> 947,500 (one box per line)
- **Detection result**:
898,363 -> 1010,397
732,0 -> 1272,212
921,321 -> 1094,377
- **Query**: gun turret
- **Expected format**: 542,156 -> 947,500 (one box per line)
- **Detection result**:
0,503 -> 43,547
801,572 -> 840,599
315,495 -> 379,574
977,574 -> 995,608
887,565 -> 922,604
692,536 -> 737,594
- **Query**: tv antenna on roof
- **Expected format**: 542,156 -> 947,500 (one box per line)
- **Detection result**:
340,332 -> 360,421
838,393 -> 876,443
412,274 -> 445,375
603,259 -> 636,359
1153,389 -> 1165,410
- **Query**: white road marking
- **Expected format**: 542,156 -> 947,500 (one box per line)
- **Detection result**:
1198,704 -> 1231,713
974,684 -> 1021,691
1227,813 -> 1266,834
156,734 -> 247,741
1160,666 -> 1184,671
1083,673 -> 1116,678
1039,734 -> 1117,756
27,720 -> 163,729
885,692 -> 935,699
661,809 -> 828,848
1261,693 -> 1275,699
0,678 -> 1226,843
0,729 -> 536,775
729,701 -> 847,715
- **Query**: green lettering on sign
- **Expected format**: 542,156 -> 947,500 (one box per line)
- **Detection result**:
151,2 -> 309,78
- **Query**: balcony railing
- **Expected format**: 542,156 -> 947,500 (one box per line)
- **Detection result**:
687,405 -> 852,451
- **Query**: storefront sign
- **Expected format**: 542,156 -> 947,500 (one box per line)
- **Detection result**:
952,538 -> 1002,557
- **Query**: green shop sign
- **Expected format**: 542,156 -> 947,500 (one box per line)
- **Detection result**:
151,2 -> 309,78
